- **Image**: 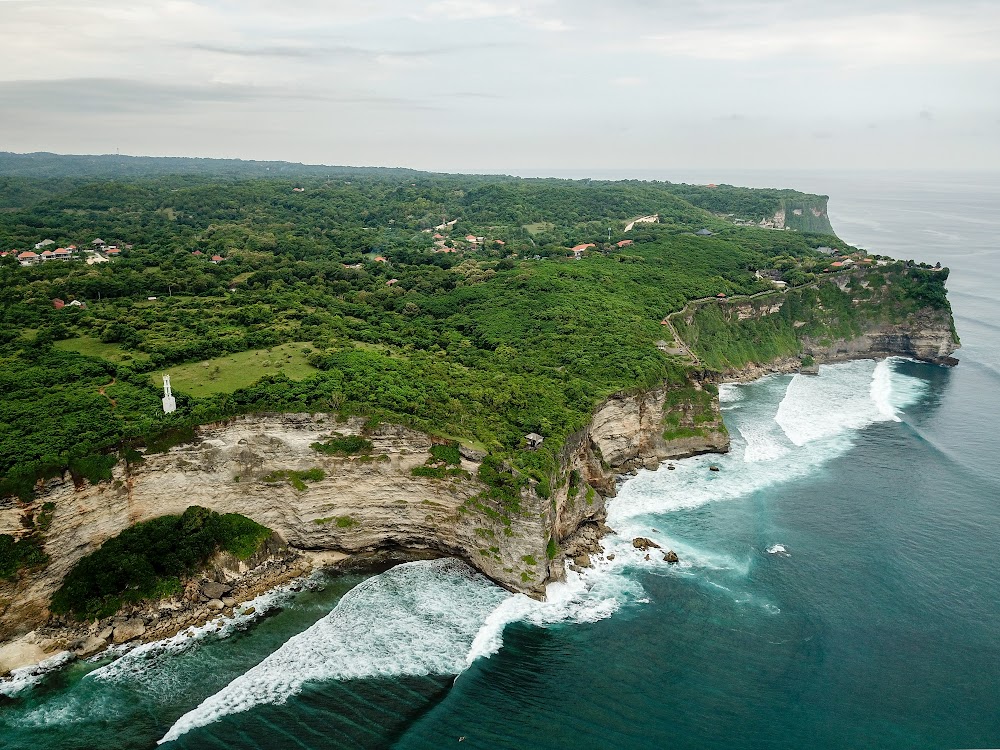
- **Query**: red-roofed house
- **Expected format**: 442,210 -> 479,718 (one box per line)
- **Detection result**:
616,239 -> 633,248
716,292 -> 727,298
53,247 -> 72,260
386,278 -> 399,286
105,247 -> 121,256
433,233 -> 445,240
40,250 -> 54,261
18,251 -> 39,266
52,298 -> 65,309
374,256 -> 388,263
210,255 -> 224,264
192,250 -> 203,256
570,243 -> 595,259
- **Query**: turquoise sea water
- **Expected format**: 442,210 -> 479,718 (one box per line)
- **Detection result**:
2,171 -> 998,749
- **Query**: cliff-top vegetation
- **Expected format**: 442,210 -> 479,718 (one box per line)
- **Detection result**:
0,156 -> 951,513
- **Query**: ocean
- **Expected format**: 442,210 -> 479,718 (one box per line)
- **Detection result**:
2,171 -> 998,750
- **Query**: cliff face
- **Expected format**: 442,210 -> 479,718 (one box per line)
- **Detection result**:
0,382 -> 728,642
0,295 -> 959,645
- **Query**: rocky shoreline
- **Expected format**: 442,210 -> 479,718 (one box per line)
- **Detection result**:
0,309 -> 960,678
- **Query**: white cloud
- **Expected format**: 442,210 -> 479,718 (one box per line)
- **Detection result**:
641,11 -> 1000,66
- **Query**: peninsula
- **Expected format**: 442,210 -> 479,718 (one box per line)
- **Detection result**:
0,154 -> 958,671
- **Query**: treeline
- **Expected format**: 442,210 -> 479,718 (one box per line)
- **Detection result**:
0,167 -> 848,495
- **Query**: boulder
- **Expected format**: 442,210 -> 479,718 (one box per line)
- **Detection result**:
221,597 -> 237,608
606,554 -> 615,561
632,537 -> 662,551
207,599 -> 226,611
573,553 -> 591,568
97,626 -> 114,642
201,581 -> 232,600
75,635 -> 109,658
709,465 -> 720,472
667,464 -> 676,471
664,550 -> 679,564
112,618 -> 146,644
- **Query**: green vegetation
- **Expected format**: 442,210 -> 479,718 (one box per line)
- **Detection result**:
261,468 -> 325,491
55,336 -> 149,363
311,434 -> 373,455
159,343 -> 317,398
676,265 -> 953,371
50,506 -> 272,619
546,537 -> 558,560
0,535 -> 47,579
429,442 -> 461,466
0,158 -> 952,503
314,515 -> 360,528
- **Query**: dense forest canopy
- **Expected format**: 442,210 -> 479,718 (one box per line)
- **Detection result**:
0,155 -> 922,500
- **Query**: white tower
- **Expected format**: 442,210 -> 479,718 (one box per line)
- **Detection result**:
162,375 -> 176,414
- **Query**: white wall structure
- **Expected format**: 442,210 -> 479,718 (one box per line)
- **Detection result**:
162,375 -> 176,414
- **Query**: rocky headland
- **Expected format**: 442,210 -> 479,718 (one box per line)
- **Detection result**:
0,289 -> 959,674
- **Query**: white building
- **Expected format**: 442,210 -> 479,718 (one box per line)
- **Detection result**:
162,375 -> 177,414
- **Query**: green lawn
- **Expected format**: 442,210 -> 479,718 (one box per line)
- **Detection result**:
55,336 -> 149,363
523,222 -> 554,235
157,343 -> 318,397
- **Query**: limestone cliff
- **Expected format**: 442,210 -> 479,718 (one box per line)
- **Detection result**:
0,292 -> 959,646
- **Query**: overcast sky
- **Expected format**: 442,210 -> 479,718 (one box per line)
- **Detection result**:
1,0 -> 998,172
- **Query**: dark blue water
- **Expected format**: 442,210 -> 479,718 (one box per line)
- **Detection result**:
2,172 -> 998,750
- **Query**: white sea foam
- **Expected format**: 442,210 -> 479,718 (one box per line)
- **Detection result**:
159,559 -> 508,744
90,573 -> 321,691
766,544 -> 790,556
0,650 -> 75,698
871,359 -> 901,421
156,359 -> 930,741
610,360 -> 927,548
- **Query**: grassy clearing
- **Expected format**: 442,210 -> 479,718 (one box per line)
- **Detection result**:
157,342 -> 317,397
55,336 -> 149,363
523,222 -> 554,235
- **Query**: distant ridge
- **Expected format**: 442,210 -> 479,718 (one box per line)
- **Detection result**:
0,151 -> 433,179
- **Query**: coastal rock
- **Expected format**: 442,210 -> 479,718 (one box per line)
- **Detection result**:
112,619 -> 146,644
201,581 -> 231,600
75,635 -> 109,657
221,597 -> 236,608
573,553 -> 592,568
632,537 -> 661,551
0,298 -> 961,649
664,550 -> 679,564
207,599 -> 225,611
709,465 -> 720,472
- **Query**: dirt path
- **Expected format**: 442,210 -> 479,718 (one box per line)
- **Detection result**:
662,280 -> 818,366
98,377 -> 117,408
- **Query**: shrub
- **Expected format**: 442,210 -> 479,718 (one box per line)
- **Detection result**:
429,442 -> 461,466
0,535 -> 47,579
311,435 -> 373,455
50,506 -> 272,619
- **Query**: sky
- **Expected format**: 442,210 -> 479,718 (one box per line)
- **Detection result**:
1,0 -> 998,173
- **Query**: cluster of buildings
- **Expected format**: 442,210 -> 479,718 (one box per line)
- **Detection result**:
4,238 -> 127,267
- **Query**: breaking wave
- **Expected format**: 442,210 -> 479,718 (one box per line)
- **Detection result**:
158,359 -> 930,743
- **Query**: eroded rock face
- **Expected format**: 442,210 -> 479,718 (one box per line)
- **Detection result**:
0,302 -> 960,644
0,415 -> 558,641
